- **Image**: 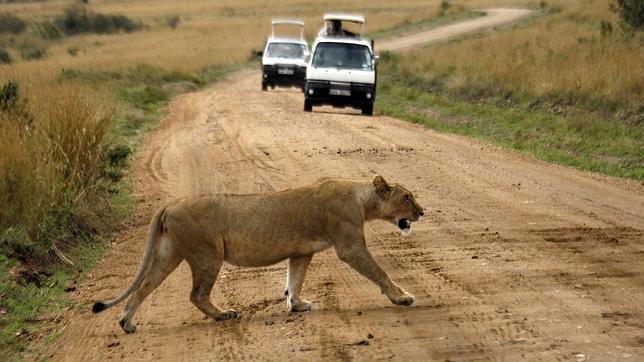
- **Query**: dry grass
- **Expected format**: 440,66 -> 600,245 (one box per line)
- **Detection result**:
399,0 -> 644,114
1,0 -> 442,83
0,78 -> 112,266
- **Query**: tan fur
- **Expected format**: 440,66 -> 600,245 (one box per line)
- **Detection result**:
93,176 -> 424,334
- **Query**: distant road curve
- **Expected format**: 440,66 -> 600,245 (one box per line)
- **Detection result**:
377,8 -> 535,52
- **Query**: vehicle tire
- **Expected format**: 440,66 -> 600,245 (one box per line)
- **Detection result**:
304,100 -> 313,112
361,104 -> 373,116
270,83 -> 275,90
262,81 -> 267,91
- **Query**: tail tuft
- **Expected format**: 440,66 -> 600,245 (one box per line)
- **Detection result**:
92,301 -> 107,313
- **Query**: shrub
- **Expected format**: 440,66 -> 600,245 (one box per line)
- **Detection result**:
600,20 -> 614,36
36,20 -> 62,40
0,80 -> 32,124
18,39 -> 48,60
438,0 -> 451,16
1,80 -> 20,113
166,15 -> 181,30
611,0 -> 644,29
54,5 -> 142,35
0,13 -> 27,34
67,46 -> 80,56
0,47 -> 11,64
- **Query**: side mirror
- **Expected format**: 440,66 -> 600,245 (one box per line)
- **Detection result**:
256,51 -> 263,58
374,55 -> 380,65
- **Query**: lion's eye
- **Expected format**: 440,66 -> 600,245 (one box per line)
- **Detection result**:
404,195 -> 411,203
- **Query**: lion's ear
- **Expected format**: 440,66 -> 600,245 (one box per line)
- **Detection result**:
373,175 -> 391,196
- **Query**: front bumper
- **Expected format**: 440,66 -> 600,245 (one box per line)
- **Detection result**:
262,65 -> 306,87
304,80 -> 375,108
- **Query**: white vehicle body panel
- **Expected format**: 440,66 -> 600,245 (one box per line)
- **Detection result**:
306,67 -> 374,84
262,55 -> 308,67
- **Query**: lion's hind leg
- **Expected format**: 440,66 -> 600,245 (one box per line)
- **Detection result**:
187,254 -> 238,321
286,255 -> 313,312
119,236 -> 182,334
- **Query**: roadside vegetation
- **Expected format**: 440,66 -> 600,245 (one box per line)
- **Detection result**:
378,0 -> 643,180
0,0 -> 440,358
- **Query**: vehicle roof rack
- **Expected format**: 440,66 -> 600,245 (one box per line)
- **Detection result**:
271,19 -> 305,40
323,13 -> 365,24
321,13 -> 364,36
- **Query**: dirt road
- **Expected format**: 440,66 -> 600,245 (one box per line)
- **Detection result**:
52,9 -> 643,361
377,8 -> 534,51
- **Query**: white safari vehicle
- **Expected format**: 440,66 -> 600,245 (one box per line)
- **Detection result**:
304,14 -> 377,115
260,19 -> 310,91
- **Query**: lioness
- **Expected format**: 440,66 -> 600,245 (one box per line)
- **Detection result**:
93,176 -> 424,334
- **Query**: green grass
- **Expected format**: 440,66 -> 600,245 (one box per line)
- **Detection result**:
377,52 -> 643,180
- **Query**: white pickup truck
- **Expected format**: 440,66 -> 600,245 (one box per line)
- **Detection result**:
260,19 -> 310,91
304,14 -> 377,115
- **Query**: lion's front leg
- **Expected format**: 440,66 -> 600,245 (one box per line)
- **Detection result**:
285,255 -> 313,312
335,242 -> 415,306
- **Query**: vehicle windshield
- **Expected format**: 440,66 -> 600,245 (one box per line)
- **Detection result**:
312,42 -> 372,70
266,42 -> 307,59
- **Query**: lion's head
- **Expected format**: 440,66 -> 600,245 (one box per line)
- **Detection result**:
372,176 -> 424,235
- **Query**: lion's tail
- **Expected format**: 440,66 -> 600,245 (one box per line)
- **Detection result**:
92,205 -> 167,314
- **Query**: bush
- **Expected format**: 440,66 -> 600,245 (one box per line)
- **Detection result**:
438,0 -> 451,16
18,39 -> 48,60
600,20 -> 614,37
0,81 -> 20,113
611,0 -> 644,29
0,47 -> 11,64
0,80 -> 32,124
166,15 -> 181,30
0,13 -> 27,34
67,46 -> 80,56
54,5 -> 142,35
36,20 -> 62,40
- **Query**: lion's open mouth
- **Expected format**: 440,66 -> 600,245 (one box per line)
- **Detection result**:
398,218 -> 411,230
397,218 -> 412,235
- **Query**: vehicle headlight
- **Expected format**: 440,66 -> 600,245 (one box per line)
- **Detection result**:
308,88 -> 314,95
366,92 -> 372,99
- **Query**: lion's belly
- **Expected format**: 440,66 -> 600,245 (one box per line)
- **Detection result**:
223,235 -> 331,267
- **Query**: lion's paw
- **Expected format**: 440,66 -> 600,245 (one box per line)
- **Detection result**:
389,292 -> 415,307
215,309 -> 239,321
288,299 -> 313,312
119,319 -> 137,334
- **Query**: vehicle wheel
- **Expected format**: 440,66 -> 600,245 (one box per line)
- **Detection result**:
304,100 -> 313,112
300,83 -> 306,92
361,104 -> 373,116
262,82 -> 267,91
270,83 -> 275,89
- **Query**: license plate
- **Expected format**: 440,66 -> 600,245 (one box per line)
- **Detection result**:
277,68 -> 294,75
329,88 -> 351,96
